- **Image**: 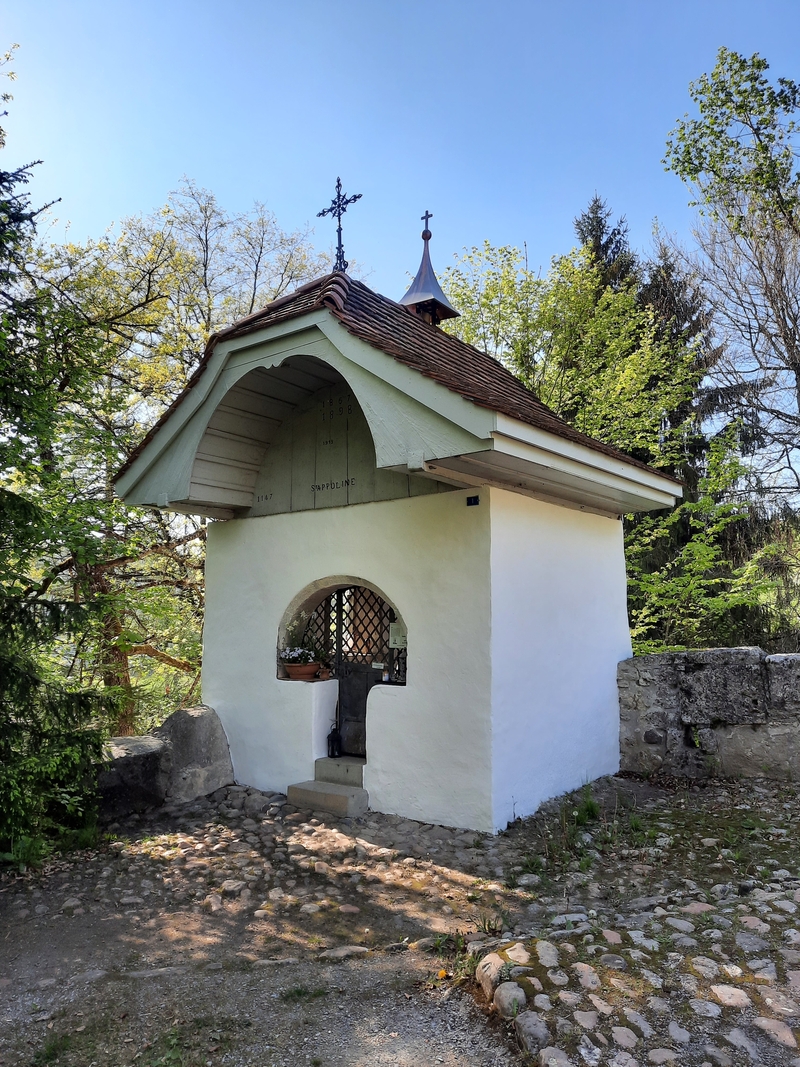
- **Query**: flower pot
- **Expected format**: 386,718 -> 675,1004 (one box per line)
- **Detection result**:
283,662 -> 321,680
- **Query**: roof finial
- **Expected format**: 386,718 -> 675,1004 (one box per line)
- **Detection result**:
399,211 -> 460,325
317,177 -> 362,273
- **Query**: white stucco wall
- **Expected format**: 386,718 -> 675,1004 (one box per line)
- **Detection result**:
488,487 -> 630,829
202,490 -> 495,830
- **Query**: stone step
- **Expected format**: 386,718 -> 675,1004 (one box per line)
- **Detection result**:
287,780 -> 369,818
315,756 -> 366,787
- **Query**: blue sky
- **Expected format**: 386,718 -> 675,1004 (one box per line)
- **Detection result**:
3,0 -> 799,298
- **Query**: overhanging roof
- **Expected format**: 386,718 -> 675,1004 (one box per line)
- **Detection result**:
115,272 -> 682,519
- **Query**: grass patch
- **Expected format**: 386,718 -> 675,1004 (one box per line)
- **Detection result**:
31,1034 -> 72,1065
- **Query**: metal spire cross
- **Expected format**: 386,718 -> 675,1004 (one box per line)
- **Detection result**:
317,177 -> 362,272
421,210 -> 433,233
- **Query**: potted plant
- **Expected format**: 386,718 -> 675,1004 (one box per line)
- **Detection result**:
280,646 -> 321,680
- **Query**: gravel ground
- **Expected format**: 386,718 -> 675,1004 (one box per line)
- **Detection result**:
2,773 -> 800,1065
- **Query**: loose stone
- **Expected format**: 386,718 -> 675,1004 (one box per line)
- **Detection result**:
752,1016 -> 798,1048
735,931 -> 769,952
690,956 -> 720,979
558,991 -> 582,1007
318,945 -> 368,961
573,962 -> 600,990
608,1054 -> 639,1067
494,981 -> 527,1018
612,1027 -> 639,1049
723,1028 -> 759,1058
668,1021 -> 691,1044
690,998 -> 722,1018
600,953 -> 627,970
476,953 -> 506,999
623,1010 -> 654,1038
547,969 -> 570,987
536,940 -> 560,968
506,942 -> 532,965
574,1010 -> 598,1029
578,1034 -> 602,1066
514,1011 -> 551,1055
710,984 -> 750,1008
665,916 -> 694,933
538,1048 -> 573,1067
647,1051 -> 678,1065
588,994 -> 614,1015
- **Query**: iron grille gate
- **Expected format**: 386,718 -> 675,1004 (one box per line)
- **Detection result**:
303,586 -> 406,757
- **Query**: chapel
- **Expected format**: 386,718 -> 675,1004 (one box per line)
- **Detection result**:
115,219 -> 681,833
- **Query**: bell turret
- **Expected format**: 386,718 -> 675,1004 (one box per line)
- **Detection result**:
399,212 -> 460,326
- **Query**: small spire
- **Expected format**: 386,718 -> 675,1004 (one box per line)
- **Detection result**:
399,212 -> 459,325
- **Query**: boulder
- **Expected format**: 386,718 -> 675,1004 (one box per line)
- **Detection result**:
98,736 -> 172,816
476,952 -> 505,999
154,704 -> 234,801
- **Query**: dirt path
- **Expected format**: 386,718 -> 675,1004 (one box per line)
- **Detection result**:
3,774 -> 800,1065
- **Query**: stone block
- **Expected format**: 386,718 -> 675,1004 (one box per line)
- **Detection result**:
286,780 -> 369,818
767,654 -> 800,721
154,704 -> 234,801
99,736 -> 172,817
677,648 -> 767,726
715,723 -> 800,780
618,655 -> 681,775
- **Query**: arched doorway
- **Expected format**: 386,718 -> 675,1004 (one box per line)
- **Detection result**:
295,585 -> 407,757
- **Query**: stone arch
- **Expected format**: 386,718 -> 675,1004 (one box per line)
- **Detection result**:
278,574 -> 405,647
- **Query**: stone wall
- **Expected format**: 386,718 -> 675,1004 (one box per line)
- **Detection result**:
618,647 -> 800,779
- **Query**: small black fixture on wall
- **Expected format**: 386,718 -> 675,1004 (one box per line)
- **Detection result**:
466,495 -> 480,507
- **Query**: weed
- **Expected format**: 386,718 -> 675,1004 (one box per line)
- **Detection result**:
32,1034 -> 72,1065
574,785 -> 600,825
1,835 -> 51,872
477,912 -> 503,937
521,853 -> 544,874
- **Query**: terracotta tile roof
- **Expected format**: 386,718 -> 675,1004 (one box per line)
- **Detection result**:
116,272 -> 680,485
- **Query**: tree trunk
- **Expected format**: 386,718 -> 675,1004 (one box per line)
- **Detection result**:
83,563 -> 136,735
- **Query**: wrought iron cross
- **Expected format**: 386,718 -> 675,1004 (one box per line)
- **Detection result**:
421,210 -> 433,232
317,177 -> 362,272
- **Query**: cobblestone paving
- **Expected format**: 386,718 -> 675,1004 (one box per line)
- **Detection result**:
2,775 -> 800,1065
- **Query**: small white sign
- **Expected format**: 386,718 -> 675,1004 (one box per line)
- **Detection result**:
389,623 -> 407,649
371,661 -> 384,670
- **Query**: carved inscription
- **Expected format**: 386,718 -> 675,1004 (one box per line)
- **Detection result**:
311,477 -> 356,494
320,393 -> 353,421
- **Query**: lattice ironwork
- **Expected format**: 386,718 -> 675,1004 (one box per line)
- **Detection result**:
303,586 -> 406,683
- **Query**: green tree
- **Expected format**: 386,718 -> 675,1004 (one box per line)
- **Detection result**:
442,215 -> 787,651
0,50 -> 106,859
15,181 -> 329,734
665,48 -> 800,499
